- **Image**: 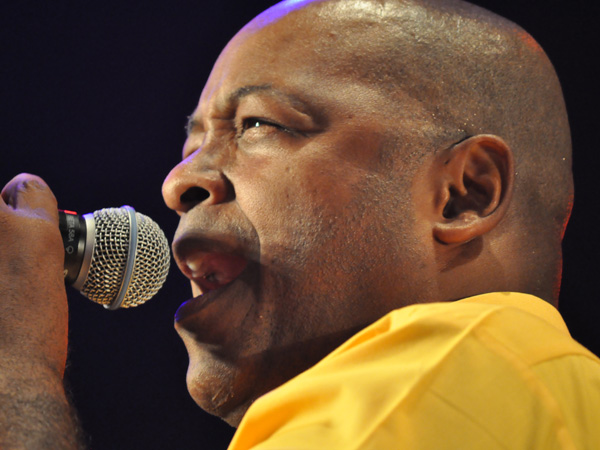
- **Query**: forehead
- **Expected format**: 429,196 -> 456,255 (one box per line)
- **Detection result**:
199,4 -> 332,108
191,0 -> 437,141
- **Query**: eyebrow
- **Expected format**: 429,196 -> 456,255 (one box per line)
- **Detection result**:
229,84 -> 274,102
185,84 -> 310,136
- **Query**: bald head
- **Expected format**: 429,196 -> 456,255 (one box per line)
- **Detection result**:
256,0 -> 571,193
245,0 -> 573,301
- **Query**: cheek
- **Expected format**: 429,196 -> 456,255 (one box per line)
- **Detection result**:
236,157 -> 361,263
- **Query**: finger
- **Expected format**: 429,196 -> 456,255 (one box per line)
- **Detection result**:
0,174 -> 58,220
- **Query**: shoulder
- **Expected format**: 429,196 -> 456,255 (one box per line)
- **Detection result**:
232,293 -> 600,449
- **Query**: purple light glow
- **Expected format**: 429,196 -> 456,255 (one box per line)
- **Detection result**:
247,0 -> 316,29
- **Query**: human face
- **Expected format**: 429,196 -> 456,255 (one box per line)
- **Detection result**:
162,3 -> 426,425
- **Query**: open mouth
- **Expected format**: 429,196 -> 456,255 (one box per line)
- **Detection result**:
183,251 -> 249,294
171,226 -> 258,325
172,247 -> 254,326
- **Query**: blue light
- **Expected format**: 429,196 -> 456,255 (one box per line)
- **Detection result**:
252,0 -> 316,28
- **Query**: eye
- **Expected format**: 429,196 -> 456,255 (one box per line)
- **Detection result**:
240,118 -> 282,134
236,117 -> 306,145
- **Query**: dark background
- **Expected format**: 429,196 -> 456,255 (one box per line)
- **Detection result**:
1,0 -> 598,448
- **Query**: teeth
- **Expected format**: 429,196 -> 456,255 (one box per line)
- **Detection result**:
187,259 -> 219,283
187,260 -> 204,279
182,252 -> 248,289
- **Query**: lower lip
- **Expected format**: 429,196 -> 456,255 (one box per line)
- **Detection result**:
175,264 -> 260,332
173,274 -> 258,346
174,263 -> 256,324
174,284 -> 229,323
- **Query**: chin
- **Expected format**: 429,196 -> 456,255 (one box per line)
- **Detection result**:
182,338 -> 266,427
186,369 -> 255,427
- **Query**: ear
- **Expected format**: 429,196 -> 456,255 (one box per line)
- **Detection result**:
432,135 -> 514,244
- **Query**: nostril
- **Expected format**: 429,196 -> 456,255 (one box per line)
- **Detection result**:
180,186 -> 210,208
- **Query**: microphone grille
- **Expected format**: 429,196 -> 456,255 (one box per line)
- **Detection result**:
80,207 -> 170,308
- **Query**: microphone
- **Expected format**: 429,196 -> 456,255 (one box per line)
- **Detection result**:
59,206 -> 170,310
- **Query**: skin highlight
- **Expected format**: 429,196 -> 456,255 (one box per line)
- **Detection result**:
161,0 -> 573,426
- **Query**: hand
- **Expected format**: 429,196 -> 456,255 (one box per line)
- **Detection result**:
0,173 -> 68,374
0,174 -> 83,448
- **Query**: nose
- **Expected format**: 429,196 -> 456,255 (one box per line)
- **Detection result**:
162,149 -> 232,214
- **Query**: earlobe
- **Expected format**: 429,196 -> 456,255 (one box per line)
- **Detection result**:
432,135 -> 514,245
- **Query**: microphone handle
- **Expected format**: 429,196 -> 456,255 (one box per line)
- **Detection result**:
58,210 -> 89,285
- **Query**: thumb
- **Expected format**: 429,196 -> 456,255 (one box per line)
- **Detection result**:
1,173 -> 59,222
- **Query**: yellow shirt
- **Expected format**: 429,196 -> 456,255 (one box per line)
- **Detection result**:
229,292 -> 600,449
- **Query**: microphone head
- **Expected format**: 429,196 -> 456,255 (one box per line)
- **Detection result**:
78,207 -> 170,309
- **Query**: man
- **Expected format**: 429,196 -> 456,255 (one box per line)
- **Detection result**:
1,0 -> 598,448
